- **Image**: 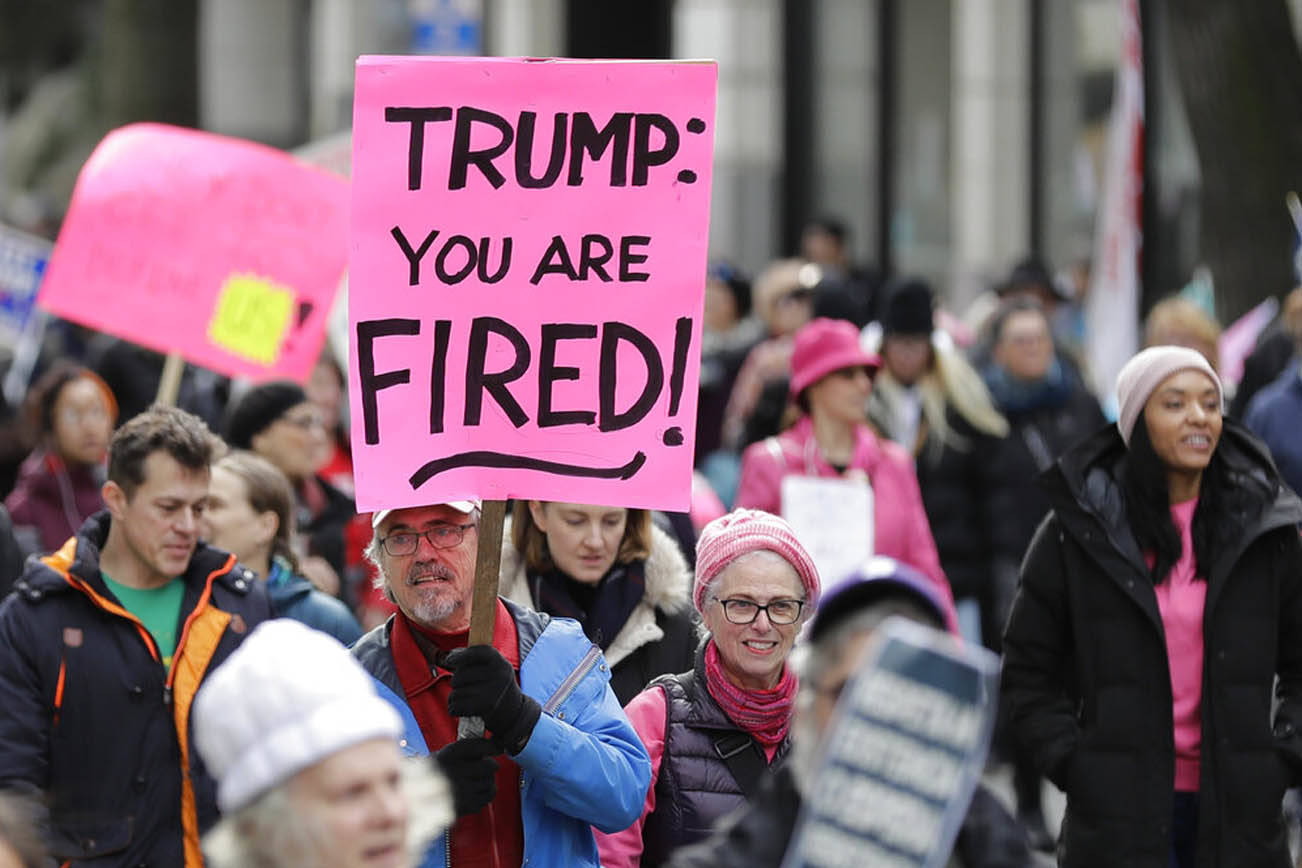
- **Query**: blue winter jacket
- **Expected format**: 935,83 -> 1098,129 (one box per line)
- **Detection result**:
263,557 -> 363,645
1244,361 -> 1302,498
352,599 -> 652,868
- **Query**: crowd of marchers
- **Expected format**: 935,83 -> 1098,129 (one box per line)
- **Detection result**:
3,225 -> 1302,867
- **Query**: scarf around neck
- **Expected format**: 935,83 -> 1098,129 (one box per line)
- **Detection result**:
983,356 -> 1072,415
531,560 -> 647,650
704,639 -> 797,749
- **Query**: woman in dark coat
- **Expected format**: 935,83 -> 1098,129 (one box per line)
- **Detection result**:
5,363 -> 117,557
981,298 -> 1106,848
1002,346 -> 1302,868
867,278 -> 1021,645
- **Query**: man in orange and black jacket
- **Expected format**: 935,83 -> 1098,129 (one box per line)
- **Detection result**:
0,405 -> 273,867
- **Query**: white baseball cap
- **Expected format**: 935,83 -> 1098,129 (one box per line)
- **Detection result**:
371,499 -> 481,529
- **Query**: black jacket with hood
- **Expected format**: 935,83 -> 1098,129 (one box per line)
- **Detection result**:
1002,421 -> 1302,868
0,511 -> 274,867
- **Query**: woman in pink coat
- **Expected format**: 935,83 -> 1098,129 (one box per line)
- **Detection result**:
734,317 -> 956,626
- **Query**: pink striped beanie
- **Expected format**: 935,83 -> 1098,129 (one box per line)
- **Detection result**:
693,508 -> 821,613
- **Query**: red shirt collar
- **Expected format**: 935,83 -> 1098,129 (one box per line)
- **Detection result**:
390,598 -> 520,694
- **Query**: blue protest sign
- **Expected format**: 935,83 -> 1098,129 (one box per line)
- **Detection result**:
0,224 -> 53,340
409,0 -> 482,55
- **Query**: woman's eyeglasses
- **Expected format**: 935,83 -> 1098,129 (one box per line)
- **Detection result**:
716,598 -> 805,625
281,412 -> 326,431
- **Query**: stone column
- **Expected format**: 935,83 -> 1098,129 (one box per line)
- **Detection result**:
950,0 -> 1030,301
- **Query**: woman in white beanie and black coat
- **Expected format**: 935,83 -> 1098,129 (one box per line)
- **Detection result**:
1002,345 -> 1302,868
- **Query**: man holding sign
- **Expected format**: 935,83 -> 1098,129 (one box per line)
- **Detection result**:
346,53 -> 715,868
352,500 -> 650,868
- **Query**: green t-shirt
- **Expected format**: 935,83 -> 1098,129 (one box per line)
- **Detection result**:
102,573 -> 186,667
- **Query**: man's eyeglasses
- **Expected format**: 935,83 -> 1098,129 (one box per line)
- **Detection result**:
376,523 -> 475,556
716,598 -> 805,625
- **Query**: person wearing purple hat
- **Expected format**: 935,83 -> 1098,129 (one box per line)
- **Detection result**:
1002,345 -> 1302,867
596,508 -> 820,868
733,316 -> 956,627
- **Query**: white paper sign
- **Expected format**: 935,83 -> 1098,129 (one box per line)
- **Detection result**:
781,474 -> 873,587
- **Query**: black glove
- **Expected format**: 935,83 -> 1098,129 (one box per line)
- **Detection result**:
444,645 -> 542,755
433,737 -> 500,817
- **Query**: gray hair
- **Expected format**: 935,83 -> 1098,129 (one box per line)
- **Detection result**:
203,756 -> 451,868
365,505 -> 482,602
798,600 -> 937,685
700,549 -> 802,632
0,790 -> 48,868
788,599 -> 943,795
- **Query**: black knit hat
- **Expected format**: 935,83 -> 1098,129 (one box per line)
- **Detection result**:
881,279 -> 935,336
997,257 -> 1068,300
224,381 -> 307,449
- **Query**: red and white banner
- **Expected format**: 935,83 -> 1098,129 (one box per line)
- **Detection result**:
1086,0 -> 1143,412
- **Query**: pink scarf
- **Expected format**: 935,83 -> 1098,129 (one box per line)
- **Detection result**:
704,640 -> 798,749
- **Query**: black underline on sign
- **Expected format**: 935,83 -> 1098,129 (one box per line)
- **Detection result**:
408,450 -> 648,489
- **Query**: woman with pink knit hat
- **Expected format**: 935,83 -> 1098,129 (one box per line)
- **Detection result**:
1002,345 -> 1302,867
595,508 -> 820,868
733,317 -> 956,625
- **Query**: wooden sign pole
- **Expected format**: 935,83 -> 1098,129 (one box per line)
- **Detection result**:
459,498 -> 507,740
155,352 -> 185,407
468,499 -> 506,646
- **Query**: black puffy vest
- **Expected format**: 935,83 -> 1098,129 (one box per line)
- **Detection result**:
639,648 -> 790,866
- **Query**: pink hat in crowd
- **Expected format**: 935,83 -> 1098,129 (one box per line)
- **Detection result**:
1114,345 -> 1222,447
694,508 -> 821,613
788,317 -> 881,399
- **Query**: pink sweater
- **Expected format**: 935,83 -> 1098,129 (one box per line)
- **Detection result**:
1154,498 -> 1206,792
734,416 -> 957,630
594,685 -> 780,868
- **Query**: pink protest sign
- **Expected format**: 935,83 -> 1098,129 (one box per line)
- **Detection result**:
38,123 -> 348,382
349,56 -> 717,512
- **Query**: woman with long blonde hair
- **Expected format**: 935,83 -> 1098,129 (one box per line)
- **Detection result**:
865,279 -> 1016,646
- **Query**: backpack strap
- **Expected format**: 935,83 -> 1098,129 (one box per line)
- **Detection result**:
712,731 -> 768,797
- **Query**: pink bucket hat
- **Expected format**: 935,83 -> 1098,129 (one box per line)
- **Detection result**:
694,508 -> 821,613
788,317 -> 881,399
1115,345 -> 1222,447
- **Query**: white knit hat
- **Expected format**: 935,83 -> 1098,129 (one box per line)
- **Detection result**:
194,619 -> 402,813
1115,345 -> 1222,447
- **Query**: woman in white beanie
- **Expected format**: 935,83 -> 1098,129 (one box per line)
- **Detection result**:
193,619 -> 452,868
1002,345 -> 1302,867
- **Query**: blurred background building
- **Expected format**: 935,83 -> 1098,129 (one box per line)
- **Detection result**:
3,0 -> 1302,320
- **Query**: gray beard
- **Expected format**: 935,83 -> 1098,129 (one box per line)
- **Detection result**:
408,593 -> 460,628
396,561 -> 463,628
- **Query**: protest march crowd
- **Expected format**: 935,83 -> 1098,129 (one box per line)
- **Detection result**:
2,220 -> 1302,868
4,46 -> 1302,868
